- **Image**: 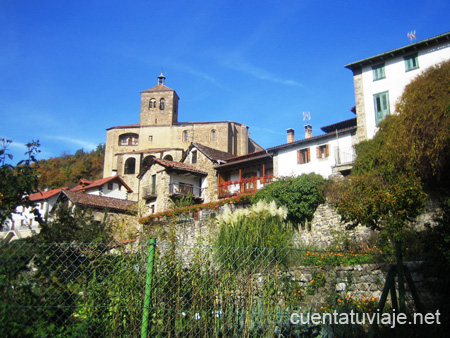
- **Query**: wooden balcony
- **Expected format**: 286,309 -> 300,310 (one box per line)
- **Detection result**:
218,176 -> 273,199
169,183 -> 204,199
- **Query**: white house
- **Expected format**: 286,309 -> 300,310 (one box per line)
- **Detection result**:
269,119 -> 357,179
345,31 -> 450,142
0,187 -> 66,240
70,175 -> 133,200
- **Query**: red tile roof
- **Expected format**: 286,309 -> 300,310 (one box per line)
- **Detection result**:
70,175 -> 133,193
154,158 -> 208,175
183,143 -> 235,162
62,190 -> 137,213
106,124 -> 140,131
29,188 -> 68,202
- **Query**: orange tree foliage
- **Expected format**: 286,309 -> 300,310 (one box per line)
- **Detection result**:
326,60 -> 450,238
37,144 -> 105,189
393,59 -> 450,186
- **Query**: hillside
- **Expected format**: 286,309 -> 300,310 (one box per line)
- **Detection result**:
37,144 -> 105,189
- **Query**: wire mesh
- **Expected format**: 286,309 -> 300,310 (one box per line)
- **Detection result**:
0,239 -> 436,337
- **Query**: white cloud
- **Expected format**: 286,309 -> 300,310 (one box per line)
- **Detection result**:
47,136 -> 97,151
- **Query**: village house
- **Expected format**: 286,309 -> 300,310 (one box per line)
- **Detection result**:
345,31 -> 450,142
269,117 -> 357,179
0,187 -> 66,241
215,150 -> 274,199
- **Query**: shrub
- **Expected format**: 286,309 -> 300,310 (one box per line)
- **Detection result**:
252,174 -> 327,228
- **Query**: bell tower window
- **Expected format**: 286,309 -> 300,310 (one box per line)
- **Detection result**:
149,98 -> 156,109
160,98 -> 165,110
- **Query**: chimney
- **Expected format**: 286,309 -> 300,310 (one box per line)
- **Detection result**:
111,169 -> 118,177
286,128 -> 295,143
305,124 -> 312,139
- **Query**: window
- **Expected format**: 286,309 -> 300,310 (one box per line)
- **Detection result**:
151,174 -> 156,195
148,135 -> 153,142
191,150 -> 197,164
297,148 -> 310,164
150,204 -> 155,214
119,133 -> 138,146
373,91 -> 390,125
211,129 -> 216,141
124,158 -> 136,174
317,144 -> 329,159
372,63 -> 385,81
404,53 -> 419,72
142,155 -> 155,169
107,182 -> 113,190
163,154 -> 173,161
160,98 -> 165,110
183,130 -> 189,142
149,98 -> 156,109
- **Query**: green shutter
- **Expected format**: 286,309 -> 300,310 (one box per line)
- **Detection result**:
374,91 -> 390,125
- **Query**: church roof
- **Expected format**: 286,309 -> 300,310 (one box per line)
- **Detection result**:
141,84 -> 175,93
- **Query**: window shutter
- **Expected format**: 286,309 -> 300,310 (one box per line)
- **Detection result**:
325,144 -> 329,157
307,148 -> 310,163
316,146 -> 321,159
297,150 -> 302,164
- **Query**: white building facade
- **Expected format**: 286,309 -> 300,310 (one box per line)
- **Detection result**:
269,120 -> 357,179
345,31 -> 450,142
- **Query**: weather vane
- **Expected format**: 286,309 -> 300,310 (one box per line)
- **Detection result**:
303,112 -> 311,122
407,30 -> 417,43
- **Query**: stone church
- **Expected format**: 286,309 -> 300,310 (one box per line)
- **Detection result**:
103,73 -> 262,200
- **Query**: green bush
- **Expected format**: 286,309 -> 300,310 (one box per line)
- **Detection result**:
252,174 -> 327,228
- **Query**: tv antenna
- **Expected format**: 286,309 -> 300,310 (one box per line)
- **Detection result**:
407,30 -> 417,43
303,111 -> 311,122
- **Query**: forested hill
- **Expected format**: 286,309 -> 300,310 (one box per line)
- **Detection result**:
37,144 -> 105,189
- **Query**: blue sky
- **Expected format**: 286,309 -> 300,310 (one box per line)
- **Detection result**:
1,0 -> 449,162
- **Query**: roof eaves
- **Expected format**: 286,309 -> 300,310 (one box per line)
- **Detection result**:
345,31 -> 450,70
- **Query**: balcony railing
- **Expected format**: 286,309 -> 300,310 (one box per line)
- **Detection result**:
336,146 -> 356,165
142,186 -> 156,199
169,183 -> 203,198
218,176 -> 274,199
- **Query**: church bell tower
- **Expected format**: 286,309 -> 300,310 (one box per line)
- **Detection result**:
139,72 -> 179,126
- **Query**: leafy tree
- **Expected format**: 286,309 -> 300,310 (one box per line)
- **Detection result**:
37,203 -> 113,244
37,143 -> 105,189
252,173 -> 327,228
0,139 -> 41,228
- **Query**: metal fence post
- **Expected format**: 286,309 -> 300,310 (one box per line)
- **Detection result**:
141,238 -> 156,338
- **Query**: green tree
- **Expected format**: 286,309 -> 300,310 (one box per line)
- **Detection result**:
37,203 -> 113,244
37,143 -> 105,189
0,139 -> 41,228
252,173 -> 327,228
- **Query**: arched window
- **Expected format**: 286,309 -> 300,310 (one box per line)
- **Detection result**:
160,98 -> 165,110
211,129 -> 216,141
163,154 -> 173,161
183,130 -> 189,142
142,155 -> 155,169
149,98 -> 156,109
124,158 -> 136,175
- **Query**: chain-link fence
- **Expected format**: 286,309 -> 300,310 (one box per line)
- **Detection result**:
1,239 -> 445,337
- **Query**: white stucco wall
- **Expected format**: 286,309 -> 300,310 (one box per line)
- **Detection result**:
275,132 -> 354,178
1,193 -> 60,239
84,182 -> 129,199
360,42 -> 450,139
